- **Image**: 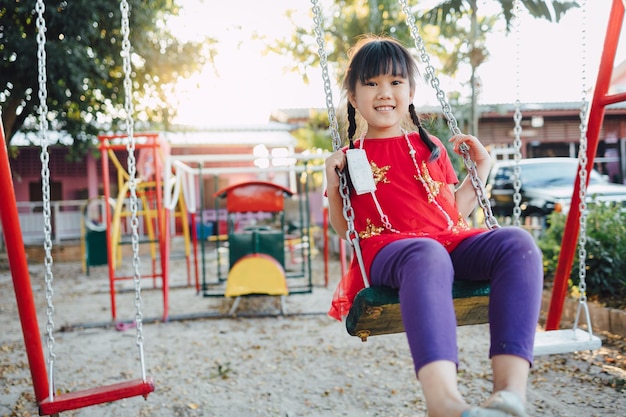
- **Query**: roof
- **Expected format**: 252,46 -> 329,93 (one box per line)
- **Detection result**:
160,123 -> 298,148
11,122 -> 298,148
479,101 -> 626,118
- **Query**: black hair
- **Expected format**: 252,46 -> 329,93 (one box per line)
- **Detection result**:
343,36 -> 440,161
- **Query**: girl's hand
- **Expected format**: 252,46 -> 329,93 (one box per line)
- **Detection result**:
448,134 -> 490,165
325,150 -> 347,189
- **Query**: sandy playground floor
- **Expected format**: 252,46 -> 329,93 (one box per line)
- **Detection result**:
1,246 -> 626,417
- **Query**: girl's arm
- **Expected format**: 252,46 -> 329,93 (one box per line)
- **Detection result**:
325,150 -> 349,239
448,134 -> 492,219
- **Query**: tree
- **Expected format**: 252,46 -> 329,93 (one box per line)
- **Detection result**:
0,0 -> 216,157
269,0 -> 578,136
269,0 -> 414,85
417,0 -> 579,134
420,0 -> 579,32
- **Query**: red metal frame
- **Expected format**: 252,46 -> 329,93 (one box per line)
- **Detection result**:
98,133 -> 171,323
546,0 -> 625,330
1,122 -> 155,415
213,180 -> 294,213
0,119 -> 49,408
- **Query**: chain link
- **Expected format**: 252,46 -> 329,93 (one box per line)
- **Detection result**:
311,0 -> 342,152
399,0 -> 499,230
120,0 -> 148,381
35,0 -> 57,400
512,0 -> 523,227
577,0 -> 589,301
311,0 -> 367,284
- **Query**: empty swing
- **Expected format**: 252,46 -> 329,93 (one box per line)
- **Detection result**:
512,0 -> 601,355
6,1 -> 155,414
312,0 -> 601,355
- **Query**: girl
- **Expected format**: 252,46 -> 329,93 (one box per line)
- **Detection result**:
324,35 -> 543,417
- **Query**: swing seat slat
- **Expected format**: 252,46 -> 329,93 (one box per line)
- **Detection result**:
346,281 -> 491,341
39,378 -> 155,416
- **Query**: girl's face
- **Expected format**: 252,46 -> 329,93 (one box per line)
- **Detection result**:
349,71 -> 414,139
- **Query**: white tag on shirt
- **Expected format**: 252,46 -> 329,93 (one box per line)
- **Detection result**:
346,148 -> 376,195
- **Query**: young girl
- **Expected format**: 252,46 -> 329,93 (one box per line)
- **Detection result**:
325,35 -> 543,417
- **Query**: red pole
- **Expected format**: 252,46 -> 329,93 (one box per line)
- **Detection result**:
99,138 -> 118,321
339,238 -> 348,277
190,212 -> 200,293
323,206 -> 329,287
153,137 -> 169,322
546,0 -> 625,330
0,121 -> 50,402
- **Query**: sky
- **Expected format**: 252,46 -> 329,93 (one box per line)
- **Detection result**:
168,0 -> 626,126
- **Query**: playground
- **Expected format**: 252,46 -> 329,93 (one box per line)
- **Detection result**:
1,256 -> 626,417
3,0 -> 626,415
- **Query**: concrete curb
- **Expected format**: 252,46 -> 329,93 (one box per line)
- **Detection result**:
541,290 -> 626,338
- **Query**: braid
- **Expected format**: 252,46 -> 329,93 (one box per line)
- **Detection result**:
409,103 -> 440,161
347,102 -> 357,148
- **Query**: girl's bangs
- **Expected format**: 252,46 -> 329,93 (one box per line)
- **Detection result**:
358,43 -> 409,83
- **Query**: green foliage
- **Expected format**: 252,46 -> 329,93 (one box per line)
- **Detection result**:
1,0 -> 216,157
291,109 -> 333,153
538,202 -> 626,301
268,0 -> 414,85
269,1 -> 579,145
421,1 -> 579,33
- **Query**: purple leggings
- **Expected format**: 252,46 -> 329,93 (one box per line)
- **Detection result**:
369,227 -> 543,374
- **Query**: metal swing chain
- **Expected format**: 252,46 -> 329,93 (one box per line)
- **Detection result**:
512,0 -> 523,227
310,1 -> 360,243
120,0 -> 148,380
398,0 -> 499,230
574,0 -> 592,331
311,0 -> 370,286
35,0 -> 57,400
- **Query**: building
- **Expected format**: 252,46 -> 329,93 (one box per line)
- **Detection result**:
477,101 -> 626,184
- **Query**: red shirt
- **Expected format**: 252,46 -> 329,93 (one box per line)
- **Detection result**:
329,132 -> 486,320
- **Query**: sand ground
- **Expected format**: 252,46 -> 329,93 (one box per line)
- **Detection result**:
1,244 -> 625,417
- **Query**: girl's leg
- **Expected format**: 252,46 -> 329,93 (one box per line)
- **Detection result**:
450,227 -> 543,401
370,238 -> 471,416
370,238 -> 458,372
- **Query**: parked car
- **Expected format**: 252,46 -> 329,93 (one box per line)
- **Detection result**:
485,157 -> 626,222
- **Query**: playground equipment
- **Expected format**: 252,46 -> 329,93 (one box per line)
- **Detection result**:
215,181 -> 293,314
3,0 -> 155,414
98,132 -> 193,323
546,0 -> 626,330
167,152 -> 328,305
312,0 -> 611,355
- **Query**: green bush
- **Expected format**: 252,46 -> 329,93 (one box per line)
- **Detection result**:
538,202 -> 626,302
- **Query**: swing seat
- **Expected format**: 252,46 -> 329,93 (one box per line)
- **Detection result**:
39,378 -> 155,415
533,328 -> 602,356
346,281 -> 491,341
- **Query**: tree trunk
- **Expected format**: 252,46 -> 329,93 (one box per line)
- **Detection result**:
469,0 -> 479,136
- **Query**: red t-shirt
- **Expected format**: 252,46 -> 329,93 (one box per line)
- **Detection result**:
329,132 -> 486,321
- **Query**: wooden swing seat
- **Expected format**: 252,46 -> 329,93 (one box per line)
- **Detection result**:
39,378 -> 155,416
346,281 -> 491,342
346,284 -> 603,356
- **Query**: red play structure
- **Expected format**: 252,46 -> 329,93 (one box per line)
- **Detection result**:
98,133 -> 171,323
